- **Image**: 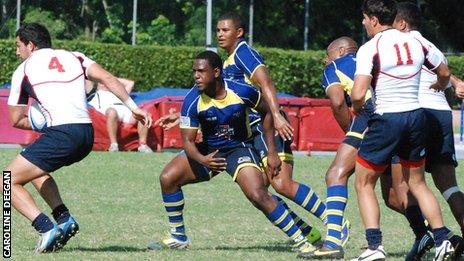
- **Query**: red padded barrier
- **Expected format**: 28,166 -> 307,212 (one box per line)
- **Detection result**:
89,101 -> 161,152
298,106 -> 344,151
0,90 -> 40,146
154,97 -> 184,149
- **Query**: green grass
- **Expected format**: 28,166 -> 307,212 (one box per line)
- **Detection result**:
1,149 -> 462,260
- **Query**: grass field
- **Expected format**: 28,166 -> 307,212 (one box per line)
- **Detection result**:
1,149 -> 463,260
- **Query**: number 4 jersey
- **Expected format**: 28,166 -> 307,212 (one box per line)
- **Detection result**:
355,29 -> 444,114
8,48 -> 95,126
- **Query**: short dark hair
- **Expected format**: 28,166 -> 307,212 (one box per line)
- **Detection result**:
195,51 -> 223,73
361,0 -> 397,26
218,12 -> 247,34
16,23 -> 52,49
396,2 -> 421,30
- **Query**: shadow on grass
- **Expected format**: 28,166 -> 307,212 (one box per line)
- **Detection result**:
200,242 -> 293,253
64,245 -> 146,252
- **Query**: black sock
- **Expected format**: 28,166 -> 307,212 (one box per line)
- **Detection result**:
52,204 -> 70,224
405,205 -> 428,240
366,228 -> 382,250
32,213 -> 54,233
433,227 -> 451,247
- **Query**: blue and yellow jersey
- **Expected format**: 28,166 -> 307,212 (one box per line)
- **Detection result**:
321,53 -> 372,107
223,39 -> 264,124
222,39 -> 265,85
180,79 -> 261,150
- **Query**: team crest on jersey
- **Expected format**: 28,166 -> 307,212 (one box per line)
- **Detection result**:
217,125 -> 234,140
237,156 -> 251,164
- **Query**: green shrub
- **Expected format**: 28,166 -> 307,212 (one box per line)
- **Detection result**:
1,39 -> 463,99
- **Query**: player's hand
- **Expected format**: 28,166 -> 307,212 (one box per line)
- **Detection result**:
131,108 -> 152,128
273,113 -> 293,141
454,80 -> 464,99
155,112 -> 180,130
266,153 -> 281,178
429,82 -> 445,92
202,150 -> 227,172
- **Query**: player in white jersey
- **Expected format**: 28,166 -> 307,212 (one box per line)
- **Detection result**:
350,1 -> 453,260
390,3 -> 464,259
3,23 -> 151,253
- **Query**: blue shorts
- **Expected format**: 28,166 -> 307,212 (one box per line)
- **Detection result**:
251,123 -> 293,166
358,109 -> 426,171
344,99 -> 375,149
21,123 -> 94,173
423,109 -> 458,172
183,142 -> 262,181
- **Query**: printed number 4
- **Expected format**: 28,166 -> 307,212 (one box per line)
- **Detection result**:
394,43 -> 413,65
48,57 -> 65,72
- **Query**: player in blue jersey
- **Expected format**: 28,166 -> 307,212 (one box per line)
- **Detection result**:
147,51 -> 316,256
217,12 -> 337,246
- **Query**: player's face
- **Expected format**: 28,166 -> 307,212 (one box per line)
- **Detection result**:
217,20 -> 242,52
15,37 -> 33,61
362,14 -> 375,38
193,59 -> 218,91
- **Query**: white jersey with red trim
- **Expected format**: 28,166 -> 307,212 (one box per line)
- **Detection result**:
8,48 -> 95,126
355,29 -> 443,113
409,30 -> 451,111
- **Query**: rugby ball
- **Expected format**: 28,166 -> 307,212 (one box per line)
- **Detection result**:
28,101 -> 48,132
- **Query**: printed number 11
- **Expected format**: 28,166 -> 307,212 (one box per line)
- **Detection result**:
394,43 -> 413,65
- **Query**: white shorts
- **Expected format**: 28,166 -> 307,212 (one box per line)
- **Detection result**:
88,90 -> 133,123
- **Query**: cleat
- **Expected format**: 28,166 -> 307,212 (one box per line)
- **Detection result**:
448,235 -> 463,260
34,225 -> 64,253
298,245 -> 344,259
137,144 -> 153,153
108,143 -> 119,152
147,234 -> 190,250
405,232 -> 434,261
434,240 -> 454,261
307,227 -> 322,246
350,245 -> 386,261
341,219 -> 351,247
296,241 -> 317,258
57,216 -> 79,247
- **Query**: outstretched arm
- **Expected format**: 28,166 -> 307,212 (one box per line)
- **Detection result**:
251,67 -> 293,140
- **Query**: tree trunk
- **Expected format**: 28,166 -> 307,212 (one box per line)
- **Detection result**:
101,0 -> 113,28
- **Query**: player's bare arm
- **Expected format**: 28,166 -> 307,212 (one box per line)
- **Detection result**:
251,66 -> 293,141
430,62 -> 451,91
8,105 -> 31,130
351,75 -> 371,114
87,63 -> 152,127
255,96 -> 281,178
450,74 -> 464,99
180,128 -> 226,172
326,84 -> 352,132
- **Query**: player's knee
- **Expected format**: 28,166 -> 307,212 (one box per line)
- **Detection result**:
159,167 -> 177,188
270,178 -> 292,197
326,164 -> 351,185
248,189 -> 271,207
105,108 -> 118,118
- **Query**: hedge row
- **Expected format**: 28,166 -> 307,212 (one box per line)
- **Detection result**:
1,40 -> 463,99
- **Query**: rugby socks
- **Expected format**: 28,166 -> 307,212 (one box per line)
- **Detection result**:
162,190 -> 187,241
325,185 -> 348,249
404,205 -> 428,240
267,202 -> 304,242
32,213 -> 54,233
272,194 -> 313,236
366,228 -> 382,250
433,227 -> 451,247
52,204 -> 70,224
294,183 -> 327,223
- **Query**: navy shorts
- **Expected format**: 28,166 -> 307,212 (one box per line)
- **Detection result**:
344,99 -> 375,149
21,123 -> 94,173
251,123 -> 293,166
183,142 -> 262,181
358,109 -> 426,170
423,109 -> 458,172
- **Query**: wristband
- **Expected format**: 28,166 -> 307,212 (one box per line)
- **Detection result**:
124,98 -> 138,110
